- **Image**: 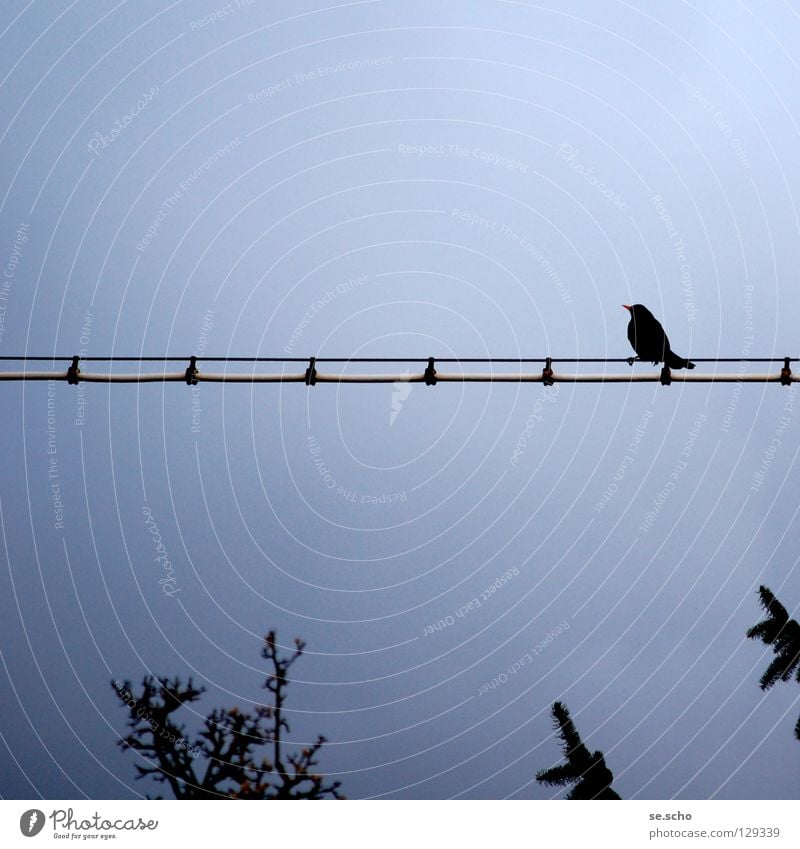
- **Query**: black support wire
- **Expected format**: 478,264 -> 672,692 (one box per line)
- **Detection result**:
0,356 -> 795,363
0,355 -> 796,386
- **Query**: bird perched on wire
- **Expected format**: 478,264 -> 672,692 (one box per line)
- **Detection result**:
623,304 -> 695,370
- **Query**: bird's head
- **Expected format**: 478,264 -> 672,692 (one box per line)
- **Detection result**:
622,304 -> 653,320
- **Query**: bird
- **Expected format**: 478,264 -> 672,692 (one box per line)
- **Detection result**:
623,304 -> 695,370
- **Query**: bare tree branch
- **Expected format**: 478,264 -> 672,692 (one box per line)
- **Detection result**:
113,632 -> 343,799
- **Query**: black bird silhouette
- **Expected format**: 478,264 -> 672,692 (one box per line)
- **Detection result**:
623,304 -> 695,369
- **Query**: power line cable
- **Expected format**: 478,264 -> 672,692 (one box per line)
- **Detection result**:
0,355 -> 794,387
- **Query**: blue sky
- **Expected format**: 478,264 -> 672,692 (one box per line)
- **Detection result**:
1,0 -> 800,799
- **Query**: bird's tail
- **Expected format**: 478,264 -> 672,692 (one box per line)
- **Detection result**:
667,352 -> 695,370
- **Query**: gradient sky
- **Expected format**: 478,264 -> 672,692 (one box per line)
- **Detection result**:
1,0 -> 800,800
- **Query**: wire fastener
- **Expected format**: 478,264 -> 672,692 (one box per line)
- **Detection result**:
424,357 -> 437,386
67,356 -> 81,385
184,356 -> 198,386
305,357 -> 317,386
542,357 -> 554,386
780,357 -> 792,386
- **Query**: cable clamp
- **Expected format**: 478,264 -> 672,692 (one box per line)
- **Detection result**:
67,356 -> 81,385
305,357 -> 317,386
423,357 -> 437,386
185,356 -> 198,386
542,357 -> 554,386
780,357 -> 792,386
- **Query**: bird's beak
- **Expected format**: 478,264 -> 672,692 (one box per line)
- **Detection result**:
622,304 -> 632,311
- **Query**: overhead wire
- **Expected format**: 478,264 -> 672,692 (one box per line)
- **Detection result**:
0,355 -> 795,386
